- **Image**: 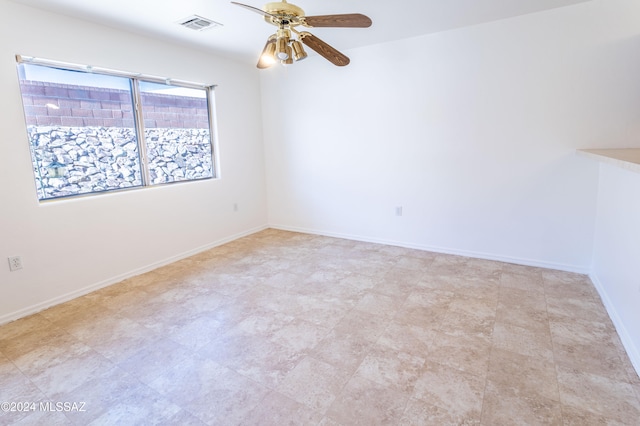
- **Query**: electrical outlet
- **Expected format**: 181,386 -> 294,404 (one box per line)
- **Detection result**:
8,256 -> 23,272
395,206 -> 403,216
233,203 -> 238,212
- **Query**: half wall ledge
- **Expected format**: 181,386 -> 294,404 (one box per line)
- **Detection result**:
577,148 -> 640,174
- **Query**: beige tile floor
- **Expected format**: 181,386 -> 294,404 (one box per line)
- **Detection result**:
1,229 -> 640,425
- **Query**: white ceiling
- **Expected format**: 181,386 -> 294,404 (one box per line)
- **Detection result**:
9,0 -> 591,64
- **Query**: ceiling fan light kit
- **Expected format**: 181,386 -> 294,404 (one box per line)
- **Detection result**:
257,36 -> 277,68
276,29 -> 291,60
231,0 -> 372,69
291,39 -> 307,61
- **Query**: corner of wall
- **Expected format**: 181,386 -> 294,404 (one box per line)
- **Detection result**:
589,272 -> 640,378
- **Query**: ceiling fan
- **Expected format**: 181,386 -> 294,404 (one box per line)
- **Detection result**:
231,0 -> 372,69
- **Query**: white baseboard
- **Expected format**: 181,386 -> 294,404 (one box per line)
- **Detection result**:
269,224 -> 591,274
0,225 -> 268,326
589,273 -> 640,378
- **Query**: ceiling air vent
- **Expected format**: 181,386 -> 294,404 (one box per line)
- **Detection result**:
178,15 -> 223,31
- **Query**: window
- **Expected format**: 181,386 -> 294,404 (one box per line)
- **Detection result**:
16,57 -> 216,201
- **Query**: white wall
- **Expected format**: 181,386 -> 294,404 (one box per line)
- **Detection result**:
261,0 -> 640,272
0,0 -> 268,322
591,162 -> 640,373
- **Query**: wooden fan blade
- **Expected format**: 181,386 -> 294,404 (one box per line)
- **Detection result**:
303,13 -> 372,28
231,1 -> 278,19
300,32 -> 350,66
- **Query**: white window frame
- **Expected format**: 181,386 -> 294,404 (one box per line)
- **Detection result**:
16,55 -> 218,201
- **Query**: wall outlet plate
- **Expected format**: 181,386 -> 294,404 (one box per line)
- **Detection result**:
8,256 -> 23,271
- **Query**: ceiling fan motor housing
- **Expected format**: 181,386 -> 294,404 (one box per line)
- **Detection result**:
263,1 -> 305,25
